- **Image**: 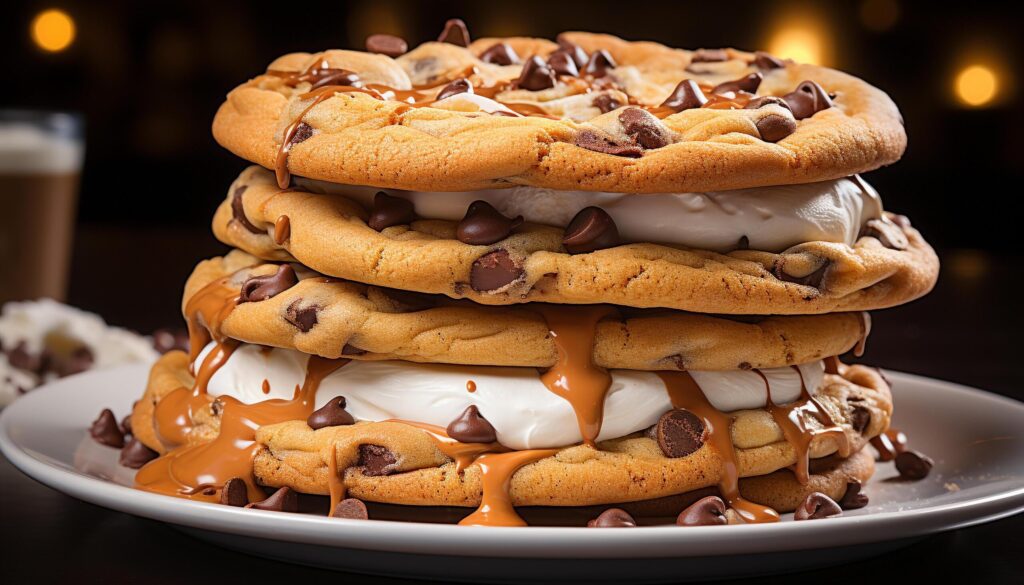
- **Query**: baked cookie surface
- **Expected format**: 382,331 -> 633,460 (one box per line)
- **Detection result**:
215,167 -> 939,314
212,31 -> 906,193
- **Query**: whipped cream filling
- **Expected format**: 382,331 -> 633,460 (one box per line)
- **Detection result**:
295,175 -> 883,253
199,343 -> 825,450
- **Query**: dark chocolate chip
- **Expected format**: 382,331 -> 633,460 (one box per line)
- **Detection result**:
341,343 -> 367,356
309,71 -> 360,91
583,50 -> 616,77
850,405 -> 871,434
332,498 -> 369,519
752,51 -> 786,69
782,80 -> 834,120
754,113 -> 797,143
618,108 -> 669,149
120,413 -> 132,437
745,95 -> 792,111
119,437 -> 158,469
239,264 -> 299,303
365,34 -> 408,58
89,409 -> 125,448
53,346 -> 94,377
446,405 -> 497,443
574,131 -> 643,158
691,48 -> 729,63
515,56 -> 557,91
479,43 -> 519,65
285,300 -> 320,333
587,508 -> 637,528
436,78 -> 473,101
231,185 -> 262,234
555,39 -> 589,68
245,487 -> 298,512
153,328 -> 189,354
794,492 -> 843,520
773,258 -> 829,288
838,479 -> 869,510
872,429 -> 908,461
358,444 -> 398,476
220,477 -> 249,507
563,207 -> 620,254
895,450 -> 934,480
653,408 -> 707,458
437,18 -> 470,46
289,121 -> 314,143
859,218 -> 909,250
592,94 -> 621,113
469,249 -> 524,292
712,72 -> 763,95
367,191 -> 416,231
676,495 -> 728,526
660,79 -> 708,112
737,235 -> 750,250
456,200 -> 523,245
546,50 -> 580,77
307,396 -> 355,430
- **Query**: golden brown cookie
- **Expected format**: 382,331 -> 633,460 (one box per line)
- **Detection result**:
187,250 -> 865,370
214,167 -> 938,314
212,32 -> 906,193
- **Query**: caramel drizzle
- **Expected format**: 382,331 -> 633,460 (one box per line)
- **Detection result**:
534,305 -> 617,448
273,215 -> 290,245
388,420 -> 505,473
758,367 -> 852,485
854,312 -> 871,357
327,443 -> 345,514
657,372 -> 779,523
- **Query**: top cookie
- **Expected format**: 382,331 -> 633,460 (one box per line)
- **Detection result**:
212,24 -> 906,193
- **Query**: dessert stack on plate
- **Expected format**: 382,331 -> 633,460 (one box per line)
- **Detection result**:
121,20 -> 939,525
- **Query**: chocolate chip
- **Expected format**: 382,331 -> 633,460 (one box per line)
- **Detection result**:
592,94 -> 621,113
341,343 -> 366,356
153,328 -> 189,354
546,51 -> 580,77
119,437 -> 158,469
773,258 -> 829,288
446,405 -> 497,443
583,50 -> 616,77
755,113 -> 797,143
456,201 -> 523,245
437,18 -> 470,46
737,235 -> 750,250
358,444 -> 398,476
587,508 -> 637,528
436,78 -> 473,101
307,396 -> 355,430
230,185 -> 261,234
859,218 -> 909,250
838,479 -> 869,510
563,207 -> 620,254
660,79 -> 708,112
746,95 -> 791,111
850,405 -> 871,434
895,450 -> 934,480
574,130 -> 643,158
691,48 -> 729,63
120,413 -> 132,437
794,492 -> 843,520
676,495 -> 728,526
285,300 -> 320,333
479,43 -> 519,65
332,498 -> 369,520
239,264 -> 299,304
514,56 -> 557,91
367,191 -> 416,231
245,487 -> 298,512
555,39 -> 589,68
872,429 -> 908,461
752,51 -> 786,69
308,71 -> 360,91
618,108 -> 669,149
53,346 -> 94,377
782,80 -> 834,120
365,34 -> 408,58
469,249 -> 524,292
220,477 -> 249,507
89,409 -> 125,448
289,121 -> 314,144
712,72 -> 763,95
653,408 -> 707,458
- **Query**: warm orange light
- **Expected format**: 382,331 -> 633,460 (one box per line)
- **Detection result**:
768,25 -> 825,65
31,9 -> 76,53
955,65 -> 999,107
860,0 -> 900,32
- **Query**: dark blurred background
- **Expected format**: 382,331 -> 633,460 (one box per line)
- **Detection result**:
2,0 -> 1022,392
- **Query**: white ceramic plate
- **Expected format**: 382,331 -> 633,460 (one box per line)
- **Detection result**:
2,365 -> 1023,583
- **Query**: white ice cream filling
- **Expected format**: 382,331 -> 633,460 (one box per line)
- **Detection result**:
294,175 -> 883,253
199,343 -> 825,451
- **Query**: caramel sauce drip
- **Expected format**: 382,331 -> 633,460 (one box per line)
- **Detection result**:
388,420 -> 505,473
854,312 -> 872,357
273,215 -> 290,245
657,372 -> 780,523
534,305 -> 617,447
184,277 -> 240,369
759,367 -> 852,485
327,443 -> 346,514
458,450 -> 559,527
466,380 -> 477,393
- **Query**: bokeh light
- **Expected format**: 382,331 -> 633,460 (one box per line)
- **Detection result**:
31,9 -> 76,53
955,64 -> 999,107
767,25 -> 825,65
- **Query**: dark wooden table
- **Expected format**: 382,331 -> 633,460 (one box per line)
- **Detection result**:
3,239 -> 1023,583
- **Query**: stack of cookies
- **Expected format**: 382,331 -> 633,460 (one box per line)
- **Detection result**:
122,20 -> 939,526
